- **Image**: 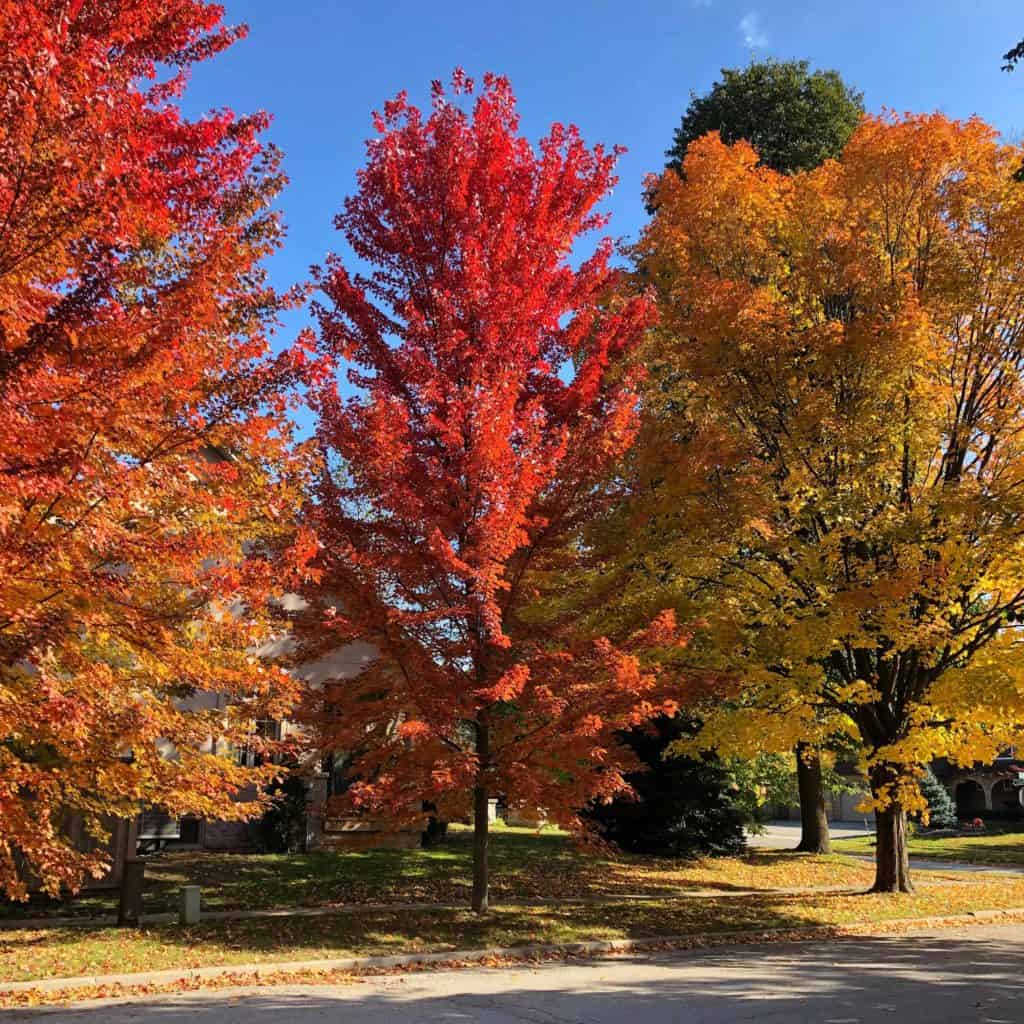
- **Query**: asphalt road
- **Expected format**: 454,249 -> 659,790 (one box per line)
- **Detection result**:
15,923 -> 1024,1023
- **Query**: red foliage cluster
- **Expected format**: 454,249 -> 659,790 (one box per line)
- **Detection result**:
301,72 -> 668,905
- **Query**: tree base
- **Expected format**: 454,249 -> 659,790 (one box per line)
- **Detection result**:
869,880 -> 915,894
872,778 -> 914,894
795,744 -> 831,855
794,840 -> 833,854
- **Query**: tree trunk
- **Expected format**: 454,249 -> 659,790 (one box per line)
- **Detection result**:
471,717 -> 490,914
794,743 -> 831,854
871,764 -> 914,893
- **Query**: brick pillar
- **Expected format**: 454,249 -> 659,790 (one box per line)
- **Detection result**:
981,780 -> 994,811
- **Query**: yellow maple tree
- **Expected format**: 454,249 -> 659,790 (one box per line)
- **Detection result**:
625,113 -> 1024,891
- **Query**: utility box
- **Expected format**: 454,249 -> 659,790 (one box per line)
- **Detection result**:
180,885 -> 201,925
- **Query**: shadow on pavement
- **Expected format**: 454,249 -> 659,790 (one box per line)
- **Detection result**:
9,930 -> 1024,1023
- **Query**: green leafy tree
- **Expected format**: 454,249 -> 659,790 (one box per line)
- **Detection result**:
1002,38 -> 1024,71
666,59 -> 863,176
727,752 -> 864,823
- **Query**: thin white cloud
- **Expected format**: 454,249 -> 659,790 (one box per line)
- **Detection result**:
691,0 -> 713,8
738,11 -> 768,48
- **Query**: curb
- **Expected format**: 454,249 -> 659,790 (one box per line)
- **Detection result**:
4,905 -> 1024,1004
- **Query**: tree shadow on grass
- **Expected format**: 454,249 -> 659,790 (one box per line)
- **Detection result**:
4,830 -> 862,923
7,929 -> 1024,1023
908,833 -> 1024,865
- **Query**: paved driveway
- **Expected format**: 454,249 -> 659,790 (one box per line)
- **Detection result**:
748,819 -> 875,849
15,923 -> 1024,1023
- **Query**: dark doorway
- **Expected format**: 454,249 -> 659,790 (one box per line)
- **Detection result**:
955,779 -> 986,818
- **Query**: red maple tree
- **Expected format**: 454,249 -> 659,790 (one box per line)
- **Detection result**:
303,71 -> 671,911
0,1 -> 319,897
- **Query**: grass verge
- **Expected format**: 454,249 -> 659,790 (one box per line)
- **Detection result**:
3,824 -> 876,920
4,875 -> 1024,986
8,909 -> 1024,1011
833,827 -> 1024,866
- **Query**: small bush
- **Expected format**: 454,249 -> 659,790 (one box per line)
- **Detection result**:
917,766 -> 957,830
421,803 -> 448,847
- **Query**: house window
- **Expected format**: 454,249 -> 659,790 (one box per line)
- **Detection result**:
236,719 -> 282,767
325,751 -> 354,797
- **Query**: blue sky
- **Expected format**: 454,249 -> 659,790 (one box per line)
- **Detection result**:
181,0 -> 1022,418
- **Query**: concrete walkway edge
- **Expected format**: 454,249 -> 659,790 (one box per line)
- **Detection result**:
6,905 -> 1024,998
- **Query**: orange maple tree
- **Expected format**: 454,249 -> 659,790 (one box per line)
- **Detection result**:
302,71 -> 675,911
0,1 -> 319,898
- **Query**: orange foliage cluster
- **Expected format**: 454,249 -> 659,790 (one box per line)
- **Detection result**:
0,2 -> 323,898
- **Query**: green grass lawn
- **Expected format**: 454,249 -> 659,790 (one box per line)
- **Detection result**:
3,823 -> 877,921
834,825 -> 1024,866
5,879 -> 1024,985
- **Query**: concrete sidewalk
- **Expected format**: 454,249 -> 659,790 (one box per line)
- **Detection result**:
857,855 -> 1024,875
749,820 -> 1024,875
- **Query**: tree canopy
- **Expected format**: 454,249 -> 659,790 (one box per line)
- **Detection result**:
666,59 -> 863,176
628,113 -> 1024,892
0,0 -> 318,899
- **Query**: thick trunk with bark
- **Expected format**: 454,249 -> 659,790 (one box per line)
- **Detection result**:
871,764 -> 914,893
471,716 -> 490,914
794,744 -> 831,854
